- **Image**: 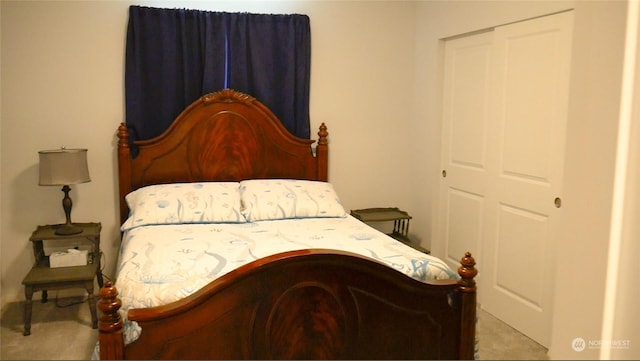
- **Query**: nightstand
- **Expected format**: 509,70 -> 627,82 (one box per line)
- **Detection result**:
21,222 -> 102,336
350,207 -> 430,254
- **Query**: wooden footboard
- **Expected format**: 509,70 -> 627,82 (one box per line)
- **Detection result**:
98,250 -> 477,360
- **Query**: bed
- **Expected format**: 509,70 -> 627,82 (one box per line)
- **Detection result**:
97,89 -> 478,360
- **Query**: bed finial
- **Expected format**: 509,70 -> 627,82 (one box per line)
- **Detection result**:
457,252 -> 477,291
117,123 -> 133,224
315,123 -> 329,181
98,281 -> 124,360
458,252 -> 477,360
318,122 -> 328,146
117,123 -> 129,149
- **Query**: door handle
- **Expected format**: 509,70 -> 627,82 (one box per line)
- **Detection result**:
554,197 -> 562,208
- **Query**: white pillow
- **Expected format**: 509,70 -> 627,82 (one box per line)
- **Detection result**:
240,179 -> 347,222
121,182 -> 245,230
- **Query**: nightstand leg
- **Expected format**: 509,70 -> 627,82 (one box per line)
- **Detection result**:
41,290 -> 48,303
86,283 -> 98,329
23,286 -> 33,336
96,260 -> 104,288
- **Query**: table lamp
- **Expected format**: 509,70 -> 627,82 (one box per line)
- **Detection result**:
38,148 -> 91,235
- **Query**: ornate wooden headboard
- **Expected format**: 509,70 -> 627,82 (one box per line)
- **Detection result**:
116,89 -> 328,224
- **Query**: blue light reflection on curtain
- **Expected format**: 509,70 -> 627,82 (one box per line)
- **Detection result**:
125,6 -> 311,145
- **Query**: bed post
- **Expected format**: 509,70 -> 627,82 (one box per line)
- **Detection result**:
117,123 -> 132,225
316,123 -> 328,181
98,281 -> 124,360
458,252 -> 478,360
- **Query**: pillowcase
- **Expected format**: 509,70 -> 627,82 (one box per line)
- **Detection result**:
239,179 -> 347,222
121,182 -> 245,231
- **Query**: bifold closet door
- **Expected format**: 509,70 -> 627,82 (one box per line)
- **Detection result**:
438,11 -> 573,347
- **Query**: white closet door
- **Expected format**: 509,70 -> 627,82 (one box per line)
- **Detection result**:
438,31 -> 493,269
438,11 -> 573,347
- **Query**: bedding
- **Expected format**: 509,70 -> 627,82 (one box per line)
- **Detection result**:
121,182 -> 244,230
239,179 -> 347,221
114,213 -> 458,345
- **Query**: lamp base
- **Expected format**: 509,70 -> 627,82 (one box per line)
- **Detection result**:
55,223 -> 83,236
55,185 -> 83,235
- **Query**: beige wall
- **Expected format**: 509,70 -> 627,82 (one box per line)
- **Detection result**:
601,1 -> 640,358
1,0 -> 636,359
551,1 -> 630,359
1,0 -> 129,304
0,0 -> 417,305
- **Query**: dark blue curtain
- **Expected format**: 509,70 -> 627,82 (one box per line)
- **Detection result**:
125,6 -> 226,142
125,6 -> 311,142
227,13 -> 311,139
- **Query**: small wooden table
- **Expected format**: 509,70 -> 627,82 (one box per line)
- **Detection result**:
21,222 -> 102,336
350,207 -> 430,254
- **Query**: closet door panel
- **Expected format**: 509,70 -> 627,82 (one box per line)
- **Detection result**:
437,31 -> 493,268
483,11 -> 573,347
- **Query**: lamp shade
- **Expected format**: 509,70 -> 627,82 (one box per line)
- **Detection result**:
38,148 -> 91,186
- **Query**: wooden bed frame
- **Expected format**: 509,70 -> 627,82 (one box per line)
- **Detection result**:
98,89 -> 478,359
